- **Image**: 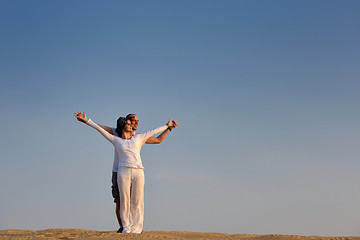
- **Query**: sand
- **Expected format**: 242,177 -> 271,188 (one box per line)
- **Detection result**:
0,229 -> 359,240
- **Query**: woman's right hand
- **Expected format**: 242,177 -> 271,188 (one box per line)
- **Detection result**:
74,111 -> 88,123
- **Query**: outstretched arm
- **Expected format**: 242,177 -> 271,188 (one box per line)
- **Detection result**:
95,123 -> 113,135
74,111 -> 115,143
74,111 -> 113,135
140,118 -> 178,144
145,119 -> 179,144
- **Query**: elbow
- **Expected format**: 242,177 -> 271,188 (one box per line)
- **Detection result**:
153,138 -> 163,144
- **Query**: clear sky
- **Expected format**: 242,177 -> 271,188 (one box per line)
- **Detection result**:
1,0 -> 360,236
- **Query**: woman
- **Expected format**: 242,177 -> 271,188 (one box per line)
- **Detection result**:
74,111 -> 176,233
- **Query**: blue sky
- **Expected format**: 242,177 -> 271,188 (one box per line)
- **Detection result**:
1,0 -> 360,236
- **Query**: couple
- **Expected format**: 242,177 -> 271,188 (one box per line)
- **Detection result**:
74,112 -> 178,234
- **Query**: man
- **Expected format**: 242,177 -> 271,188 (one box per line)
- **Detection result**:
95,114 -> 178,233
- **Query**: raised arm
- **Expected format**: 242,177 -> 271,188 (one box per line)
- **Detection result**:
95,123 -> 113,135
74,111 -> 115,143
145,119 -> 178,144
139,119 -> 178,144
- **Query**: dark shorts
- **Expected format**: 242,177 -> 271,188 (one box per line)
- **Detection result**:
111,172 -> 120,203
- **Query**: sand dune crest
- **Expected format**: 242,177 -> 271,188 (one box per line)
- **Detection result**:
0,229 -> 359,240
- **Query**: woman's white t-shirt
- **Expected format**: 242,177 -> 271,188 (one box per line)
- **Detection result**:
86,119 -> 167,171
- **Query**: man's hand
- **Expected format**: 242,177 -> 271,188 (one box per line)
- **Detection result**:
167,119 -> 179,130
170,120 -> 178,129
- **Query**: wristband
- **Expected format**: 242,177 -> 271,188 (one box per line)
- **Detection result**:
167,126 -> 172,131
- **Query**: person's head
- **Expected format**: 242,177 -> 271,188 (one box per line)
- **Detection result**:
126,113 -> 139,131
116,117 -> 125,137
122,119 -> 132,132
115,114 -> 138,136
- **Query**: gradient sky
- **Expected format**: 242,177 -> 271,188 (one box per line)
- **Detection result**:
1,0 -> 360,236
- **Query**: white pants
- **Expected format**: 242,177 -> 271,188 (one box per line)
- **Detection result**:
117,167 -> 145,233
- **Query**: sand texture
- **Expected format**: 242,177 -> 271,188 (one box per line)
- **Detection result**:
0,229 -> 359,240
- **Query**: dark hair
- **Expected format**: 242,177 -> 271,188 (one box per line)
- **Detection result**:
115,117 -> 126,137
115,114 -> 137,137
126,113 -> 137,120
